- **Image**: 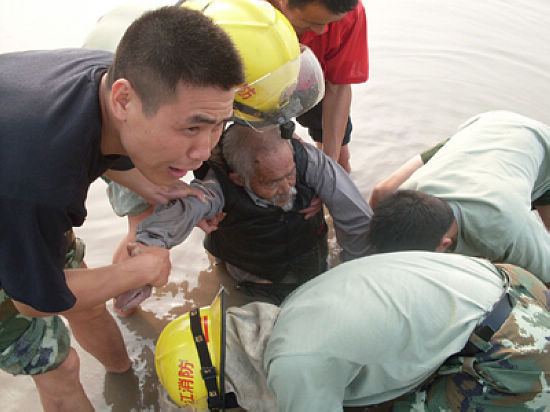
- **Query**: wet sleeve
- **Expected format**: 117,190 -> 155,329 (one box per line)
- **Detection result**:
266,355 -> 355,412
135,173 -> 225,249
302,143 -> 373,260
0,198 -> 76,312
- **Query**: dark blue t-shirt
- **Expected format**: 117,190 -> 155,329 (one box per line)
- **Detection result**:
0,48 -> 126,312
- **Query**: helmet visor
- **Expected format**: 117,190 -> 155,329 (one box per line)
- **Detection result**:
234,45 -> 325,127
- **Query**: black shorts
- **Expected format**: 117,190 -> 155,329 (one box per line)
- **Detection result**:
296,99 -> 352,145
532,190 -> 550,208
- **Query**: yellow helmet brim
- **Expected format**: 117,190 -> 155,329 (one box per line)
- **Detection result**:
234,45 -> 325,127
155,288 -> 226,409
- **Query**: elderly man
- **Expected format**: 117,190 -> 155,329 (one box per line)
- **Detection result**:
0,7 -> 243,411
81,0 -> 329,278
134,124 -> 372,304
369,110 -> 550,284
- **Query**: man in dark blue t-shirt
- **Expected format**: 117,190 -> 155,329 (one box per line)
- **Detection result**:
0,6 -> 243,410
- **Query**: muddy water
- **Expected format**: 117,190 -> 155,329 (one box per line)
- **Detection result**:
1,0 -> 550,410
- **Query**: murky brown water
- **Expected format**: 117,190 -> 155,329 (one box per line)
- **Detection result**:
2,0 -> 550,410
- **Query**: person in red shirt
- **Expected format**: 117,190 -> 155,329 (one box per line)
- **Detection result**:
268,0 -> 369,173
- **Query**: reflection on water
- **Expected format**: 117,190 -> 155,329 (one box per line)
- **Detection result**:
351,0 -> 550,200
2,0 -> 550,410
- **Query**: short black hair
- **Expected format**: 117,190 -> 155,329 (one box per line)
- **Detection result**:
108,6 -> 244,115
287,0 -> 357,14
366,190 -> 455,253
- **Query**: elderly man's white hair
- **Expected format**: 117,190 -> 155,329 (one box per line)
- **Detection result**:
223,124 -> 294,181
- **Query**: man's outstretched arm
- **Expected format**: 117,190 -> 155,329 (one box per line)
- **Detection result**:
368,154 -> 425,210
135,170 -> 225,249
369,139 -> 450,209
12,246 -> 170,317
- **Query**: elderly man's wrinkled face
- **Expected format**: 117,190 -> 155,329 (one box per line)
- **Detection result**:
249,144 -> 297,208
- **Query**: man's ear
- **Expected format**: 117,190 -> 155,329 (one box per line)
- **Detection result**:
110,79 -> 133,121
229,172 -> 245,186
435,236 -> 453,252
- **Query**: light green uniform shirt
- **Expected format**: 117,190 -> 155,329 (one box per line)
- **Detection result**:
264,252 -> 503,410
401,110 -> 550,282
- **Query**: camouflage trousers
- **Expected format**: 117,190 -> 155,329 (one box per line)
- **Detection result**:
393,263 -> 550,411
0,231 -> 85,375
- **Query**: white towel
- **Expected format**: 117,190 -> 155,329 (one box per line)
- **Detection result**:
224,302 -> 280,412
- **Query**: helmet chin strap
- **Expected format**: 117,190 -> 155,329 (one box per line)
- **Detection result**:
279,120 -> 295,139
189,308 -> 225,411
232,100 -> 296,139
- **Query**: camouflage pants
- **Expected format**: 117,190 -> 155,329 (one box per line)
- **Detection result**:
393,263 -> 550,411
0,231 -> 85,375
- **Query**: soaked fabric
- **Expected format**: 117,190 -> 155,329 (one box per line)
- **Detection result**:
104,177 -> 150,217
0,231 -> 84,375
114,285 -> 152,312
393,263 -> 550,411
0,288 -> 31,353
64,231 -> 86,269
224,302 -> 280,412
0,316 -> 70,375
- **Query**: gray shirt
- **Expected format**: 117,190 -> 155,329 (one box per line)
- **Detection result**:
136,142 -> 372,260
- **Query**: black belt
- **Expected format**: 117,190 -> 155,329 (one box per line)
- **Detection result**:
459,290 -> 514,357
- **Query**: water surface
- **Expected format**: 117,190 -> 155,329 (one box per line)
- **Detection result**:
1,0 -> 550,410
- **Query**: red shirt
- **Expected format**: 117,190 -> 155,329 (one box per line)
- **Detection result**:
299,0 -> 369,85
